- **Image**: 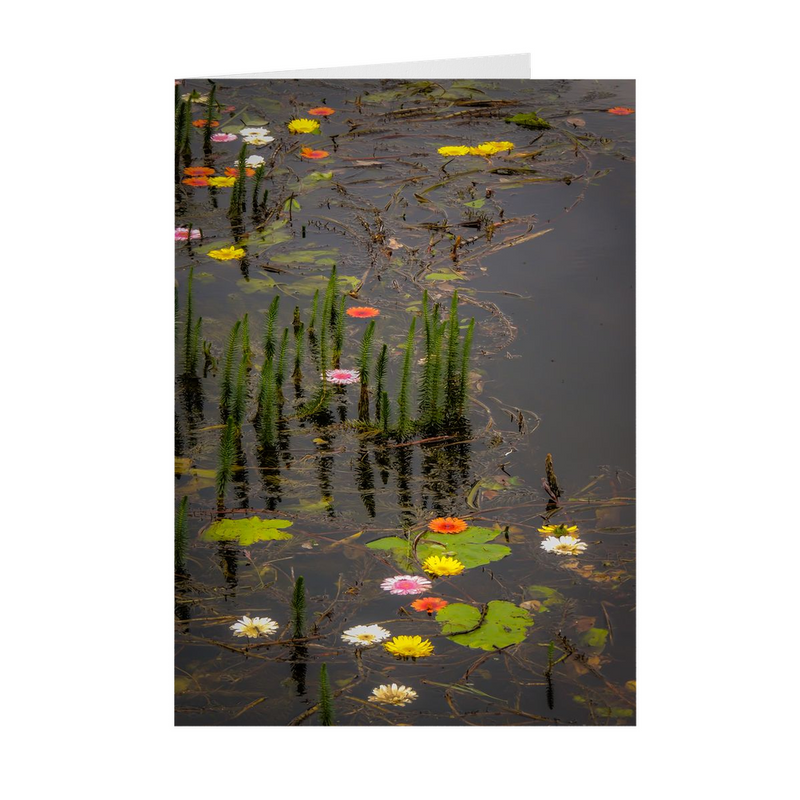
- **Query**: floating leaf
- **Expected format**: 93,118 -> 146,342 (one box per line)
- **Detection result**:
288,274 -> 359,296
463,199 -> 486,209
304,171 -> 333,183
241,111 -> 269,126
505,112 -> 551,130
579,627 -> 609,653
201,516 -> 293,546
565,117 -> 586,127
521,585 -> 565,613
437,600 -> 533,650
237,277 -> 277,294
282,198 -> 301,212
366,526 -> 511,571
425,270 -> 467,282
271,249 -> 338,266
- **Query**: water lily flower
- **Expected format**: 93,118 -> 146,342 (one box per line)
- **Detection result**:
422,555 -> 465,577
308,107 -> 336,116
208,246 -> 245,260
341,624 -> 391,647
192,119 -> 219,128
175,227 -> 201,241
540,535 -> 588,555
244,135 -> 275,146
211,132 -> 238,142
428,516 -> 468,534
300,147 -> 329,159
384,635 -> 435,660
410,597 -> 449,615
538,524 -> 579,536
182,176 -> 209,187
324,368 -> 360,385
223,167 -> 255,178
183,166 -> 215,177
230,615 -> 279,638
607,107 -> 635,115
245,155 -> 265,168
437,145 -> 471,157
468,141 -> 515,156
239,127 -> 271,138
368,684 -> 418,706
182,92 -> 209,104
288,118 -> 321,134
380,575 -> 432,595
346,306 -> 379,318
208,176 -> 237,187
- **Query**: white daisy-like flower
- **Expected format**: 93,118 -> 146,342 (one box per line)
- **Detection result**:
380,575 -> 432,595
229,615 -> 279,638
368,684 -> 418,706
324,368 -> 360,385
540,535 -> 588,555
244,136 -> 275,146
245,155 -> 266,168
341,624 -> 391,647
239,127 -> 270,138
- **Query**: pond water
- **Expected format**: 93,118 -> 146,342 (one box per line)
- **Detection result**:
174,78 -> 635,726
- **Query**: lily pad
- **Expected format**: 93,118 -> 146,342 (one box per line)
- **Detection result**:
505,112 -> 551,130
579,627 -> 609,653
437,600 -> 533,650
366,526 -> 511,571
200,516 -> 293,546
271,249 -> 338,266
237,277 -> 277,294
288,274 -> 359,296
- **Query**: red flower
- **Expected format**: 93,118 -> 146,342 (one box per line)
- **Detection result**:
346,306 -> 380,318
607,107 -> 634,116
309,107 -> 335,116
184,166 -> 215,177
411,597 -> 449,615
224,167 -> 256,178
300,146 -> 329,159
192,119 -> 220,128
182,176 -> 209,187
428,517 -> 468,534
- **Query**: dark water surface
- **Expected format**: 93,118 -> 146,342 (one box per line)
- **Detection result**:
175,78 -> 635,725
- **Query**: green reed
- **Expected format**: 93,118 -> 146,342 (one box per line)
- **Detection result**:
264,295 -> 280,362
276,328 -> 289,389
374,343 -> 388,424
291,575 -> 306,639
228,143 -> 248,219
175,496 -> 188,573
182,267 -> 202,376
231,355 -> 249,427
257,359 -> 277,447
293,320 -> 305,384
219,319 -> 242,417
318,664 -> 334,726
215,415 -> 237,500
356,320 -> 376,422
252,163 -> 265,211
396,317 -> 416,439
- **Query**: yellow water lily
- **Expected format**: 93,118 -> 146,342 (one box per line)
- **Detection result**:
538,524 -> 579,536
437,145 -> 471,157
422,554 -> 465,577
208,246 -> 245,260
383,635 -> 434,659
469,141 -> 515,156
287,118 -> 320,134
207,176 -> 236,187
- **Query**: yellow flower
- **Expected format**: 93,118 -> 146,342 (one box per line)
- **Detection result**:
468,141 -> 515,156
383,635 -> 435,660
538,524 -> 579,536
208,246 -> 245,261
437,145 -> 471,157
287,118 -> 320,134
207,176 -> 237,187
422,555 -> 465,577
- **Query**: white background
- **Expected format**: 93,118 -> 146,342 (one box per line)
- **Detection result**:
3,1 -> 797,796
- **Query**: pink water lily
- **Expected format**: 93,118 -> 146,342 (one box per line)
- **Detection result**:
211,132 -> 237,142
380,575 -> 432,595
324,368 -> 360,385
175,227 -> 201,241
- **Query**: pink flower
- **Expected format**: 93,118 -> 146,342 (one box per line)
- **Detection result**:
381,575 -> 433,595
175,227 -> 201,241
324,368 -> 360,385
211,132 -> 238,142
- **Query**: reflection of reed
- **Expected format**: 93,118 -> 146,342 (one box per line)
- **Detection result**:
354,444 -> 376,518
216,541 -> 238,594
394,446 -> 414,529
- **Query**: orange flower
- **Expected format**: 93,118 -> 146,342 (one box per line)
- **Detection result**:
346,307 -> 380,318
182,176 -> 209,187
428,517 -> 468,534
607,107 -> 634,115
410,597 -> 449,615
184,166 -> 215,177
300,146 -> 329,159
309,107 -> 335,116
192,119 -> 220,128
224,167 -> 256,178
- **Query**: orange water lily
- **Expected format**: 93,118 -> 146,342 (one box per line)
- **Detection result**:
192,119 -> 219,128
301,146 -> 329,159
428,517 -> 468,534
607,107 -> 634,115
224,167 -> 256,178
182,176 -> 209,187
410,597 -> 449,615
309,107 -> 335,116
346,307 -> 379,318
184,166 -> 215,177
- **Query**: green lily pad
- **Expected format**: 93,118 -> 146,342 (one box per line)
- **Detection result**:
271,249 -> 338,266
463,199 -> 486,209
505,112 -> 551,130
237,277 -> 277,294
437,600 -> 533,650
200,516 -> 293,546
366,526 -> 511,571
288,274 -> 359,296
579,627 -> 609,653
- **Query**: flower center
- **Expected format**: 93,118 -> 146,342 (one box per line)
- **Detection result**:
356,633 -> 375,642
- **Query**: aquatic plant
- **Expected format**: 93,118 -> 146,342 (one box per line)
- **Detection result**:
333,295 -> 345,367
211,132 -> 237,142
228,144 -> 248,219
208,246 -> 245,260
292,320 -> 305,384
540,535 -> 588,555
288,119 -> 321,134
175,226 -> 202,241
202,82 -> 217,153
384,635 -> 434,659
219,319 -> 242,416
215,415 -> 237,500
290,575 -> 306,639
538,523 -> 579,536
545,453 -> 562,500
276,328 -> 289,388
184,166 -> 215,177
252,163 -> 265,211
181,268 -> 202,376
308,107 -> 335,116
341,624 -> 390,647
231,355 -> 249,427
318,664 -> 334,726
229,615 -> 279,638
468,140 -> 515,156
419,292 -> 444,428
175,496 -> 188,573
257,359 -> 277,447
380,390 -> 390,433
347,306 -> 379,318
308,289 -> 319,332
422,554 -> 465,577
264,295 -> 280,363
505,112 -> 550,129
356,320 -> 376,421
208,176 -> 236,187
300,147 -> 329,159
182,177 -> 209,187
396,317 -> 416,439
324,368 -> 359,385
428,516 -> 468,534
607,107 -> 635,115
380,575 -> 431,595
374,344 -> 388,424
368,684 -> 418,706
411,597 -> 448,615
437,145 -> 471,157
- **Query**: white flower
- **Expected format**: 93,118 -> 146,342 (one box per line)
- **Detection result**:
243,135 -> 275,146
239,127 -> 270,138
230,615 -> 279,638
540,535 -> 588,555
341,624 -> 391,647
245,155 -> 265,168
368,684 -> 418,706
